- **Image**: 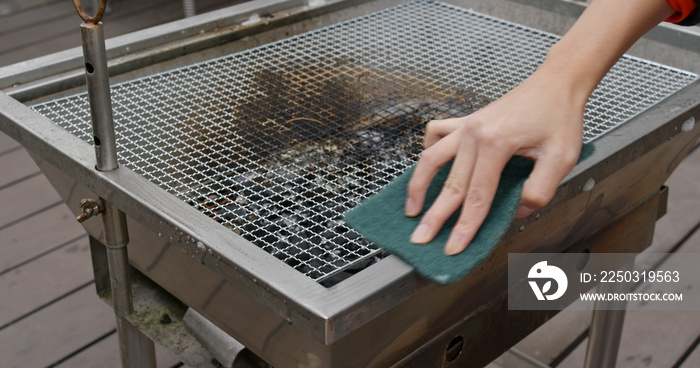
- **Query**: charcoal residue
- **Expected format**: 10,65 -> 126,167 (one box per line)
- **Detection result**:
183,60 -> 489,286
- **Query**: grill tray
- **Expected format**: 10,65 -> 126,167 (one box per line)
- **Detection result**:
31,0 -> 697,284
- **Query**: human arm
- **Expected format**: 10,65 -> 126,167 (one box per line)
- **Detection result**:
404,0 -> 681,255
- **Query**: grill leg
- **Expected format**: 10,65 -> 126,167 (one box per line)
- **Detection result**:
583,258 -> 634,368
117,317 -> 156,368
102,202 -> 157,368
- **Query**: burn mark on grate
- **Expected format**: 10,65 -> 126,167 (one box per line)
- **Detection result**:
182,62 -> 488,283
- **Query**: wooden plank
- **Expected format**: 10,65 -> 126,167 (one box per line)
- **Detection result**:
0,0 -> 75,38
0,0 -> 180,56
0,131 -> 20,153
0,11 -> 81,55
556,230 -> 700,368
678,230 -> 700,367
0,0 -> 236,67
0,147 -> 40,189
0,0 -> 63,14
0,203 -> 85,274
678,223 -> 700,251
54,332 -> 121,368
0,205 -> 83,269
681,344 -> 700,368
0,173 -> 62,229
0,0 -> 186,55
0,32 -> 81,68
645,147 -> 700,253
490,303 -> 591,366
557,308 -> 700,367
0,236 -> 94,328
0,285 -> 115,368
54,332 -> 185,368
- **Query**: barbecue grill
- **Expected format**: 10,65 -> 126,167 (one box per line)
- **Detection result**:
2,0 -> 699,367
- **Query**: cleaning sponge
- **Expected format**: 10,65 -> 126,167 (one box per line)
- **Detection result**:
344,144 -> 594,285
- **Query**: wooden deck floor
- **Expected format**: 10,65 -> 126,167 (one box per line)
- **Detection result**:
1,1 -> 699,367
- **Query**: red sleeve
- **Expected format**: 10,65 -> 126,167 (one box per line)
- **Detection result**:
666,0 -> 697,23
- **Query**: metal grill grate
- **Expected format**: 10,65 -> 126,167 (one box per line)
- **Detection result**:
32,0 -> 697,284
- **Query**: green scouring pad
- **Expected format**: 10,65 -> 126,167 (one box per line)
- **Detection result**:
344,144 -> 594,285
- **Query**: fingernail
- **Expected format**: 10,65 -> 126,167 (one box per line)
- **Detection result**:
515,204 -> 536,218
405,197 -> 418,217
444,232 -> 467,255
410,224 -> 432,244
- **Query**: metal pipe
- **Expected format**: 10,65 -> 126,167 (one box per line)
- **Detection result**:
583,258 -> 634,368
106,247 -> 132,316
183,0 -> 196,18
584,307 -> 627,368
117,318 -> 157,368
80,22 -> 118,172
76,8 -> 156,367
102,201 -> 132,316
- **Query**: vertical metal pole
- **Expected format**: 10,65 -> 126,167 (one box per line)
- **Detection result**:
583,258 -> 634,368
101,202 -> 131,315
81,22 -> 118,172
79,19 -> 156,368
102,201 -> 156,368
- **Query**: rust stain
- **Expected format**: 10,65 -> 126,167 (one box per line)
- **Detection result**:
286,117 -> 324,125
72,0 -> 108,24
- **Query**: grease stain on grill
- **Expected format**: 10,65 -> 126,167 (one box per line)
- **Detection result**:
183,60 -> 487,285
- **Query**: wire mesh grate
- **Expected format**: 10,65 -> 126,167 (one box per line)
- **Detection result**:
31,0 -> 697,285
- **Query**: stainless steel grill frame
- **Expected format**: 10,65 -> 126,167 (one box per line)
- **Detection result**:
2,0 -> 700,367
30,0 -> 696,283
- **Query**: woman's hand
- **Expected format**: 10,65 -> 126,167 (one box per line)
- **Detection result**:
403,0 -> 677,256
404,69 -> 586,255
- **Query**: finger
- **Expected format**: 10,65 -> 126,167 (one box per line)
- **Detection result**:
410,134 -> 478,244
444,145 -> 512,255
515,146 -> 580,218
423,118 -> 463,148
405,132 -> 461,217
